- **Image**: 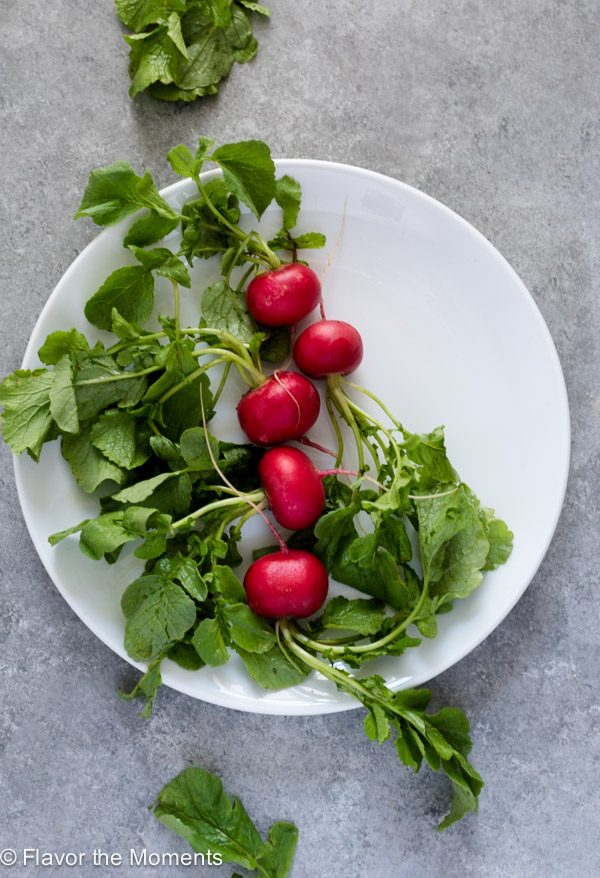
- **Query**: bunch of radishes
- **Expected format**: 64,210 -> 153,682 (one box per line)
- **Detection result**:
234,263 -> 364,620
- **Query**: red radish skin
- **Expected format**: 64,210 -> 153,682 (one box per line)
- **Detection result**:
246,264 -> 321,327
244,550 -> 329,619
259,446 -> 325,530
237,371 -> 320,446
294,320 -> 364,378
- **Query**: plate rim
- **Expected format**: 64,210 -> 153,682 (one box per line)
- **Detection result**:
13,158 -> 571,715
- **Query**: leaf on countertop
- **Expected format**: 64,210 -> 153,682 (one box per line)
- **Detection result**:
115,0 -> 186,33
152,767 -> 268,870
259,822 -> 299,878
118,1 -> 268,103
126,25 -> 185,97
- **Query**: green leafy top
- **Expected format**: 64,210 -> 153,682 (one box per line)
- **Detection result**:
75,161 -> 178,226
153,766 -> 298,877
114,0 -> 270,102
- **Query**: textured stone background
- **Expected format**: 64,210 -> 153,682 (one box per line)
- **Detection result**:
1,1 -> 598,876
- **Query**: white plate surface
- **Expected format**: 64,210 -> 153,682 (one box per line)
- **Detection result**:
14,160 -> 570,714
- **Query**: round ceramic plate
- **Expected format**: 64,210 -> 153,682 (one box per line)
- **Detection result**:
14,160 -> 570,715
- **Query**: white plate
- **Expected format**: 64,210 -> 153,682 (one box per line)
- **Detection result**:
14,160 -> 570,715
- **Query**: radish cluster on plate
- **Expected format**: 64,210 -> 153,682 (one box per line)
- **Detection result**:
0,137 -> 513,828
238,264 -> 364,619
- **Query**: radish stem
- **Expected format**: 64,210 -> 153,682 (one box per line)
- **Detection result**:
211,361 -> 231,408
172,280 -> 181,341
171,493 -> 262,531
343,378 -> 404,432
199,392 -> 288,553
297,435 -> 337,458
327,376 -> 366,472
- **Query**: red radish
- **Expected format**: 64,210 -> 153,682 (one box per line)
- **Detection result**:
294,320 -> 363,378
246,264 -> 321,326
237,371 -> 320,446
244,549 -> 329,618
259,446 -> 325,530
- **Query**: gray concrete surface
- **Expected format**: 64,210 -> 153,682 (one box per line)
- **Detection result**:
1,1 -> 599,876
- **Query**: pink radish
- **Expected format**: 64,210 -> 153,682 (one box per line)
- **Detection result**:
294,320 -> 363,378
246,264 -> 321,327
237,371 -> 320,446
244,549 -> 329,618
259,446 -> 325,530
